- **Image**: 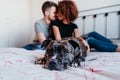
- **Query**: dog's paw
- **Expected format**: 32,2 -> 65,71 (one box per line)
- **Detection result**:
80,57 -> 85,62
35,57 -> 46,64
71,62 -> 80,68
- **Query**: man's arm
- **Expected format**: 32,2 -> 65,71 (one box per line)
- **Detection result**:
35,20 -> 47,44
36,33 -> 46,44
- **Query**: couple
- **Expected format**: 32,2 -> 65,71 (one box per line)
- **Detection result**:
23,0 -> 120,52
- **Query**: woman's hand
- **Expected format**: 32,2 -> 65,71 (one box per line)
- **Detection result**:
82,40 -> 90,53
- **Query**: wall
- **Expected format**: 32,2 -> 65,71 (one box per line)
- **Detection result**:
0,0 -> 32,47
74,0 -> 120,11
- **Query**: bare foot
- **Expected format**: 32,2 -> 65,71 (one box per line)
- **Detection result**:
112,40 -> 120,45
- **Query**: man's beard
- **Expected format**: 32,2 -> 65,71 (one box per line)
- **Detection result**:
48,16 -> 55,21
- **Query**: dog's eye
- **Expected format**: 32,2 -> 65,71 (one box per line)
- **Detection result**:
64,53 -> 68,57
56,55 -> 61,60
47,48 -> 53,52
63,49 -> 69,53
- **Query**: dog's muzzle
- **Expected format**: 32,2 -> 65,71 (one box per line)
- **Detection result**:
44,58 -> 69,70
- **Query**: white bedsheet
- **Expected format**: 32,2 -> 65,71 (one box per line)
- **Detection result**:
0,48 -> 120,80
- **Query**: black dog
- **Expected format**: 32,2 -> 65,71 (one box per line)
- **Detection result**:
36,37 -> 87,71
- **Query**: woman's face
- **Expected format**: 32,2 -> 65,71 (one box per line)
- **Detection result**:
56,11 -> 64,21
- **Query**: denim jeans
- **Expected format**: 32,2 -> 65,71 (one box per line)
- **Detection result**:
22,43 -> 45,50
86,31 -> 117,52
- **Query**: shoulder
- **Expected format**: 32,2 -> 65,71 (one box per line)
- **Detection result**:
35,19 -> 44,25
71,23 -> 78,28
35,19 -> 48,29
51,19 -> 61,26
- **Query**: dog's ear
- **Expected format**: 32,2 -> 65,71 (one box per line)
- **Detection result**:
41,38 -> 52,49
68,39 -> 79,49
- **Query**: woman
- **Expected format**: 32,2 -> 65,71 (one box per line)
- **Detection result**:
49,0 -> 120,52
49,0 -> 90,53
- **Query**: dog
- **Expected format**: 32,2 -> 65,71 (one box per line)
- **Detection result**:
35,37 -> 87,71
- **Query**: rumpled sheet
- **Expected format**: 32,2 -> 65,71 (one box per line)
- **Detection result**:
0,48 -> 120,80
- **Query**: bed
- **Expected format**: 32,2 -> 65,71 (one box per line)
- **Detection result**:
0,48 -> 120,80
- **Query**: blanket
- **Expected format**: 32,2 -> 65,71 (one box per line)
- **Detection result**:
0,48 -> 120,80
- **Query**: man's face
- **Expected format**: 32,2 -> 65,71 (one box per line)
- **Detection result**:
48,6 -> 56,20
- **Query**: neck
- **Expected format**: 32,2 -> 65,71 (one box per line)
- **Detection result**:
62,19 -> 69,24
44,16 -> 51,25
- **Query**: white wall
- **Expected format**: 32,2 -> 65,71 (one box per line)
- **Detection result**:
74,0 -> 120,11
0,0 -> 32,47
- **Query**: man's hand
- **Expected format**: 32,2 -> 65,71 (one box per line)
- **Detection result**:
36,33 -> 46,44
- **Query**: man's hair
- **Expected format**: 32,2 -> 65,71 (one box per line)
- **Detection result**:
42,1 -> 57,15
58,0 -> 78,23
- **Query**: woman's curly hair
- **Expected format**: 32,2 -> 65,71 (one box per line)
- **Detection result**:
58,0 -> 79,23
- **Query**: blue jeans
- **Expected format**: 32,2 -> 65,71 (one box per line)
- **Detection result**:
22,43 -> 45,50
86,31 -> 117,52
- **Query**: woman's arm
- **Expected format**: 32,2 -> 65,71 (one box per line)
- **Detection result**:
73,29 -> 84,41
52,25 -> 62,41
74,28 -> 90,53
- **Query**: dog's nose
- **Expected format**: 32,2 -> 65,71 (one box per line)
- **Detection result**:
48,59 -> 59,70
49,59 -> 57,66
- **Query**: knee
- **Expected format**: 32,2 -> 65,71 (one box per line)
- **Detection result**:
87,37 -> 95,44
90,31 -> 97,35
88,31 -> 97,36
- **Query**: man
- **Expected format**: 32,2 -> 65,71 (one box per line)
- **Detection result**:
23,1 -> 57,50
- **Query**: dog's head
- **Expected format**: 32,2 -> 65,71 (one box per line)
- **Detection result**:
36,37 -> 87,71
43,40 -> 76,70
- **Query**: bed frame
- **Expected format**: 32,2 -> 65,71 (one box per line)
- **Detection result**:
75,4 -> 120,40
